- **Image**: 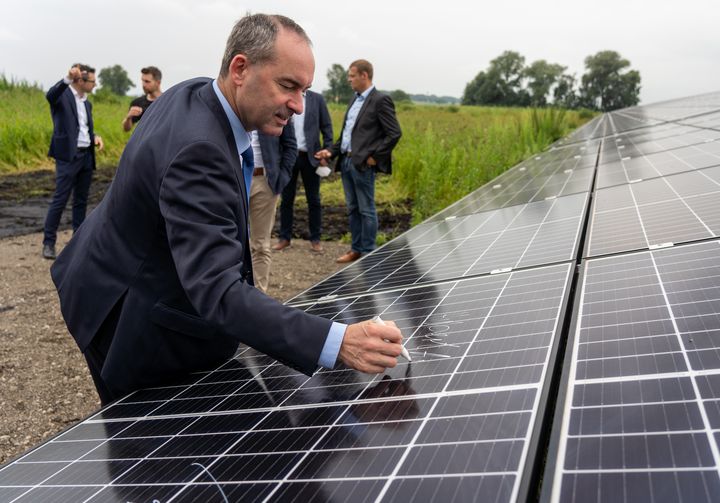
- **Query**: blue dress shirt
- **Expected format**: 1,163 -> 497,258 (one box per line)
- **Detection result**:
341,85 -> 374,153
212,80 -> 346,369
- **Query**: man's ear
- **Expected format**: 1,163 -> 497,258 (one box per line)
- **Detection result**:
229,54 -> 250,86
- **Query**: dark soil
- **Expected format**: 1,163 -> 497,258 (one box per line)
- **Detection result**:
0,166 -> 412,241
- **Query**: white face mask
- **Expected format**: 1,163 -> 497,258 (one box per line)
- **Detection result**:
315,166 -> 332,178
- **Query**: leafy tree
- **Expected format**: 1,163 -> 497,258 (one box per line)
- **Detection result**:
389,89 -> 411,103
98,65 -> 133,96
323,63 -> 353,104
553,73 -> 578,109
462,51 -> 530,106
524,60 -> 565,107
579,51 -> 641,111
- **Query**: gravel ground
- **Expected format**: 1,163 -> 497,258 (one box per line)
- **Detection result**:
0,230 -> 349,465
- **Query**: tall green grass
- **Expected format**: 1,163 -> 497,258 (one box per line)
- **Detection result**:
0,77 -> 593,224
327,102 -> 593,223
0,75 -> 131,172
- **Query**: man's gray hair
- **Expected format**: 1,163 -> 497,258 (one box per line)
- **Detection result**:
220,13 -> 311,77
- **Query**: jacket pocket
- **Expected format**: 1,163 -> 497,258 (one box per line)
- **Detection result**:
149,302 -> 218,340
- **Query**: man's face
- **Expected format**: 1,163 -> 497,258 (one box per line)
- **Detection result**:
79,72 -> 96,94
235,28 -> 314,136
347,67 -> 368,93
141,74 -> 160,95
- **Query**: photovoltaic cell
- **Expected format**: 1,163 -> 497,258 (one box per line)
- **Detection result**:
0,264 -> 573,502
547,240 -> 720,503
588,165 -> 720,257
289,193 -> 586,305
422,136 -> 597,223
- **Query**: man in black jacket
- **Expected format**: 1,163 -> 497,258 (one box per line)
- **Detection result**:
316,60 -> 402,263
51,14 -> 404,405
43,64 -> 104,259
274,89 -> 333,253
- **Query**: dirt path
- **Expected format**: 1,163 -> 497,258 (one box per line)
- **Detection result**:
0,230 -> 350,464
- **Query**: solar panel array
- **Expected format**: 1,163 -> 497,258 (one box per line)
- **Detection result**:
3,90 -> 720,502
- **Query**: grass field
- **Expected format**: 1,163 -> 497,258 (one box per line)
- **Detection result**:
0,77 -> 594,223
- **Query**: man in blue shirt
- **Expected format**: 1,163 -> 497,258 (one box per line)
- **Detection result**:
316,60 -> 402,263
50,14 -> 404,404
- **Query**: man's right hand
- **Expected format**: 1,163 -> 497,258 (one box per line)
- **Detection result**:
314,149 -> 332,161
338,319 -> 403,373
68,66 -> 82,82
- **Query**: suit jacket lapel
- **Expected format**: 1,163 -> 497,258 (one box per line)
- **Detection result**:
197,82 -> 249,217
352,88 -> 375,133
304,92 -> 316,139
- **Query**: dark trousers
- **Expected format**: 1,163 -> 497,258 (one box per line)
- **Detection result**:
340,156 -> 377,254
43,149 -> 93,246
279,151 -> 322,242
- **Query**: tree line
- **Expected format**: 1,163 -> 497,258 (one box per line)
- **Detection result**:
462,50 -> 641,112
91,51 -> 641,112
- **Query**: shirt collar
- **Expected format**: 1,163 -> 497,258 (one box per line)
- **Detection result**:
211,79 -> 251,155
356,85 -> 374,101
70,85 -> 87,102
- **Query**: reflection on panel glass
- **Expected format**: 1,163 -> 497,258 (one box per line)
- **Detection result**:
290,193 -> 585,305
588,166 -> 720,257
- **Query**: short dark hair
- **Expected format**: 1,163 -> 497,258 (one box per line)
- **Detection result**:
350,59 -> 373,81
73,63 -> 96,74
219,13 -> 311,78
141,66 -> 162,81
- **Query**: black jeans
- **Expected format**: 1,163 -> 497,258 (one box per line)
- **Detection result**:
43,149 -> 93,245
279,151 -> 322,242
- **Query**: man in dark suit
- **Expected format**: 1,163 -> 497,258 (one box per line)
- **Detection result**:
248,123 -> 297,293
316,60 -> 402,263
43,64 -> 104,260
50,14 -> 404,405
273,90 -> 333,253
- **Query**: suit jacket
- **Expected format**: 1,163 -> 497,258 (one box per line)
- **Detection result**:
257,121 -> 297,195
331,88 -> 401,174
46,79 -> 96,166
300,90 -> 334,168
51,78 -> 332,397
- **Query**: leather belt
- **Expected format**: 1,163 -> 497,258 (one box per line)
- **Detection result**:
253,167 -> 265,176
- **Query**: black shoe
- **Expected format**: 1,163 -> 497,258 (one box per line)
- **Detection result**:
42,244 -> 56,260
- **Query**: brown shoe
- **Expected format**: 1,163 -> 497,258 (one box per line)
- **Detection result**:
272,239 -> 291,251
310,241 -> 323,253
336,250 -> 361,264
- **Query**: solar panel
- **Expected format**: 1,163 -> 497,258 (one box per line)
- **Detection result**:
598,126 -> 720,166
596,139 -> 720,189
289,193 -> 587,305
7,89 -> 720,502
544,240 -> 720,503
588,165 -> 720,257
0,264 -> 574,502
681,110 -> 720,130
426,144 -> 596,223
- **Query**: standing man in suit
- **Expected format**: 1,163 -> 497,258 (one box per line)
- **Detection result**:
43,64 -> 104,260
122,66 -> 163,132
249,123 -> 297,293
273,89 -> 333,253
50,14 -> 404,405
316,60 -> 402,264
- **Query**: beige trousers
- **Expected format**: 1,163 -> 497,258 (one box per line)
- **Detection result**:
249,173 -> 279,293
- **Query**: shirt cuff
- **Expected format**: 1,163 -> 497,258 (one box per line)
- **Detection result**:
317,321 -> 347,369
63,76 -> 72,85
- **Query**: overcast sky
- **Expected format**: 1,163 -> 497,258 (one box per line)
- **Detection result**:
1,0 -> 717,105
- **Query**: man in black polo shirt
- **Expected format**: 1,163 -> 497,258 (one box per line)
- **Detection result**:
122,66 -> 163,132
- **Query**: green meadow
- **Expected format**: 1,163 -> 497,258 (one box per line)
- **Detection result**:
0,76 -> 593,223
